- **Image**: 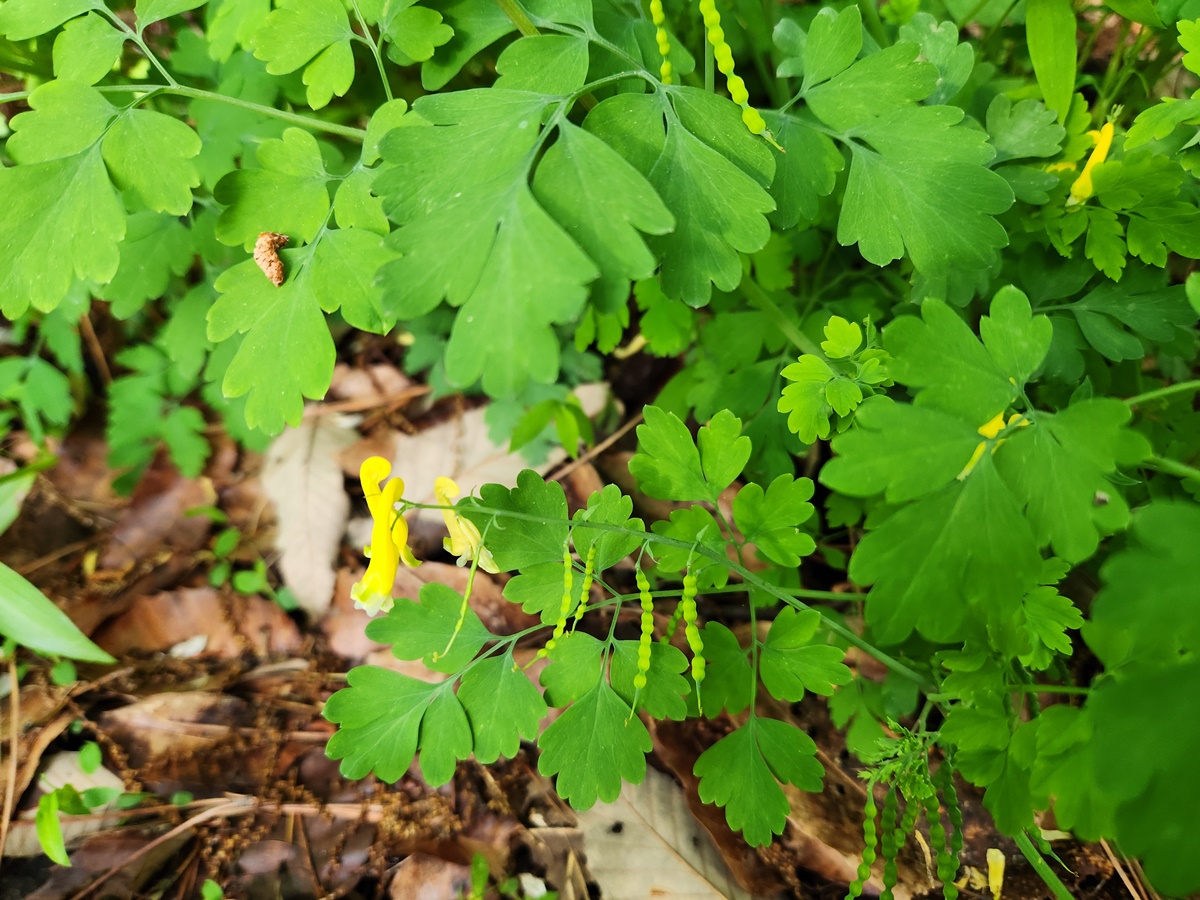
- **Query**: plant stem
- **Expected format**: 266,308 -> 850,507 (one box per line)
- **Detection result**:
168,85 -> 368,140
857,0 -> 889,46
1014,830 -> 1075,900
95,5 -> 178,87
351,1 -> 395,102
705,37 -> 715,93
1125,379 -> 1200,406
442,502 -> 937,692
1145,454 -> 1200,482
496,0 -> 540,36
739,278 -> 825,357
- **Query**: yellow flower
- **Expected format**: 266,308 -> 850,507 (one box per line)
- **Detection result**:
351,457 -> 419,617
434,476 -> 498,574
1068,121 -> 1114,206
958,412 -> 1030,480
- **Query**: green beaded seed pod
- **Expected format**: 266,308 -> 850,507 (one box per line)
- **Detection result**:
695,0 -> 780,147
536,545 -> 574,661
847,786 -> 879,900
879,785 -> 900,900
679,571 -> 705,712
649,0 -> 673,83
570,544 -> 597,631
633,566 -> 655,693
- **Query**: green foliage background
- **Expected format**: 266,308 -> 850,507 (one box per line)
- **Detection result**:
3,0 -> 1200,894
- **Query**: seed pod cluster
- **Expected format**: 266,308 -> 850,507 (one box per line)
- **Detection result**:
879,786 -> 900,900
847,787 -> 879,900
935,761 -> 963,899
537,545 -> 575,661
253,231 -> 288,286
571,544 -> 597,631
649,0 -> 672,83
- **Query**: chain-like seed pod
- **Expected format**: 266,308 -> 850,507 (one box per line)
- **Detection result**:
680,571 -> 705,714
879,785 -> 900,900
660,602 -> 685,643
633,566 -> 655,693
936,759 -> 964,859
570,544 -> 597,632
648,0 -> 673,84
847,787 -> 879,900
696,0 -> 780,147
536,545 -> 574,661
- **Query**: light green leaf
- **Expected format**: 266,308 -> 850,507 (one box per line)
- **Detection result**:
610,639 -> 691,720
382,3 -> 454,64
0,150 -> 125,318
207,254 -> 337,433
570,484 -> 645,573
6,80 -> 116,164
37,791 -> 71,867
53,13 -> 125,83
540,632 -> 605,706
805,44 -> 938,131
732,474 -> 817,566
0,0 -> 95,40
135,0 -> 205,27
311,226 -> 399,332
417,691 -> 472,786
986,95 -> 1066,163
207,0 -> 271,61
420,0 -> 514,90
838,106 -> 1013,277
532,121 -> 674,312
765,111 -> 844,229
301,38 -> 355,109
495,34 -> 589,94
214,128 -> 330,248
459,653 -> 548,762
537,681 -> 651,808
629,406 -> 749,503
821,316 -> 863,358
759,608 -> 852,701
0,562 -> 115,662
252,0 -> 355,108
801,6 -> 863,90
979,286 -> 1053,384
897,13 -> 974,105
367,582 -> 492,674
101,212 -> 194,318
468,470 -> 569,570
1026,0 -> 1077,123
102,109 -> 202,215
333,169 -> 389,236
362,98 -> 415,165
699,622 -> 754,715
695,718 -> 823,846
1018,585 -> 1082,669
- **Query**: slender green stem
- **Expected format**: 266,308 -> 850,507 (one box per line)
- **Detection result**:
1125,379 -> 1200,406
168,86 -> 368,139
705,38 -> 715,93
1097,27 -> 1154,120
94,5 -> 178,87
351,0 -> 394,102
497,0 -> 540,36
1014,830 -> 1075,900
739,278 -> 824,357
857,0 -> 889,46
429,501 -> 937,692
1145,454 -> 1200,482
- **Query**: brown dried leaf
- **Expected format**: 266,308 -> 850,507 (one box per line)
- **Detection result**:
261,418 -> 358,615
254,231 -> 288,286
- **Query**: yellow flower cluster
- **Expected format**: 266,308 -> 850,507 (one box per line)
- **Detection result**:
957,412 -> 1029,480
350,459 -> 497,617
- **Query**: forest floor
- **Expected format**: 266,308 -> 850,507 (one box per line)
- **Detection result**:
0,345 -> 1142,900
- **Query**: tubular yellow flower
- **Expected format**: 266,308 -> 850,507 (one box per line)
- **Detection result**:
434,476 -> 499,574
1068,121 -> 1114,205
957,412 -> 1030,480
351,457 -> 419,617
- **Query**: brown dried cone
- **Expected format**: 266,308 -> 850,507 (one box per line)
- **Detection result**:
254,231 -> 288,286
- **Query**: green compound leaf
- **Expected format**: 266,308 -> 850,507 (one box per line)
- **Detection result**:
0,0 -> 94,40
995,399 -> 1137,562
584,89 -> 775,306
800,6 -> 863,90
0,562 -> 115,662
135,0 -> 206,27
570,484 -> 645,573
537,681 -> 651,808
897,13 -> 974,105
251,0 -> 355,109
540,632 -> 604,706
459,653 -> 548,763
804,44 -> 938,131
732,474 -> 817,567
610,639 -> 691,720
986,95 -> 1066,164
765,111 -> 844,229
759,608 -> 852,701
531,121 -> 675,313
207,253 -> 336,434
1018,585 -> 1083,670
1086,503 -> 1200,669
53,13 -> 125,84
100,213 -> 194,319
697,622 -> 753,715
311,225 -> 400,332
495,34 -> 589,94
695,717 -> 824,846
0,150 -> 124,318
367,582 -> 492,674
837,106 -> 1013,277
381,2 -> 454,65
503,560 -> 584,625
6,80 -> 116,164
847,454 -> 1043,645
102,109 -> 202,215
1066,265 -> 1196,361
468,470 -> 569,571
214,128 -> 331,249
417,690 -> 473,786
629,406 -> 750,504
323,666 -> 440,782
